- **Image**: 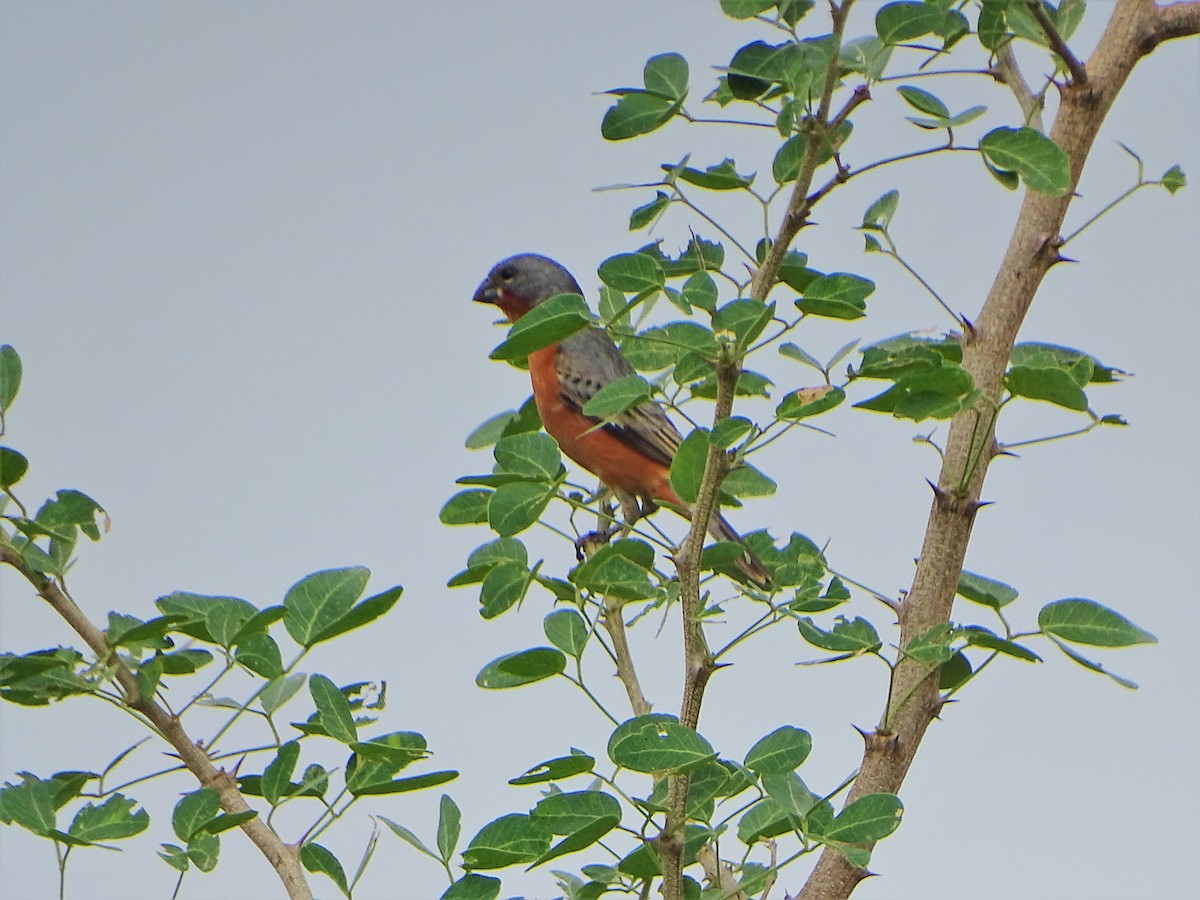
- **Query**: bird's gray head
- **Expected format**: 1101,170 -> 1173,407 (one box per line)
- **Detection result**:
472,253 -> 583,322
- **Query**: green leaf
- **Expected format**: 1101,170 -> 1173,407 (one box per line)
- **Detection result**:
779,342 -> 823,371
862,190 -> 900,230
957,570 -> 1018,609
745,726 -> 813,773
797,616 -> 881,653
714,298 -> 774,349
487,481 -> 552,537
476,647 -> 566,689
738,797 -> 792,843
1038,599 -> 1157,647
621,321 -> 717,371
462,813 -> 551,869
0,775 -> 58,835
531,791 -> 621,864
235,632 -> 283,679
158,843 -> 189,872
441,874 -> 502,900
980,127 -> 1071,196
581,375 -> 654,418
854,366 -> 977,421
761,771 -> 820,821
942,105 -> 987,128
301,842 -> 350,897
602,91 -> 677,141
897,86 -> 948,118
598,253 -> 666,294
494,432 -> 562,481
1006,365 -> 1088,410
727,40 -> 785,100
674,158 -> 753,191
282,567 -> 370,648
259,672 -> 306,715
1161,164 -> 1186,194
465,410 -> 519,449
821,793 -> 903,842
960,627 -> 1043,663
776,385 -> 845,420
840,34 -> 893,80
263,741 -> 301,805
796,273 -> 874,320
309,674 -> 358,743
439,494 -> 489,528
876,1 -> 945,44
380,816 -> 440,862
172,788 -> 219,841
35,489 -> 107,541
568,540 -> 657,602
0,345 -> 22,414
532,790 -> 621,836
544,609 -> 589,658
437,794 -> 461,862
479,559 -> 534,619
629,191 -> 670,231
490,293 -> 593,363
682,271 -> 718,312
202,809 -> 258,835
644,52 -> 688,101
187,832 -> 219,872
669,428 -> 710,505
608,714 -> 714,773
0,447 -> 28,488
772,135 -> 805,184
722,463 -> 777,498
349,770 -> 457,797
709,416 -> 754,449
721,0 -> 774,18
1047,637 -> 1140,689
903,623 -> 955,664
509,750 -> 596,786
940,650 -> 972,690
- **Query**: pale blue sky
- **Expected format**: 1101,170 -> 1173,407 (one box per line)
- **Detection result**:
1,2 -> 1197,898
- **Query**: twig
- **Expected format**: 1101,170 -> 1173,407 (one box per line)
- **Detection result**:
1026,0 -> 1088,84
600,598 -> 653,717
995,41 -> 1045,130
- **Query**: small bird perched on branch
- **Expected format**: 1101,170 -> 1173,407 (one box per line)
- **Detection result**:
473,253 -> 771,588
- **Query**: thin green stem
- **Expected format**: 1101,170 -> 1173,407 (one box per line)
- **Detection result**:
1061,180 -> 1155,245
561,669 -> 621,726
205,648 -> 307,750
176,657 -> 237,717
877,229 -> 962,324
1002,418 -> 1101,449
674,187 -> 757,264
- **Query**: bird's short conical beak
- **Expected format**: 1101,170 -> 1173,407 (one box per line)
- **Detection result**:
473,281 -> 500,305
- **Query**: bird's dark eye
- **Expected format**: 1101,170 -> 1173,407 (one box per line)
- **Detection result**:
498,265 -> 516,281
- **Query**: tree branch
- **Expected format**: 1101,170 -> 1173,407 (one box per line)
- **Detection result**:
1151,1 -> 1200,45
995,41 -> 1046,130
0,547 -> 314,900
601,597 -> 653,717
1027,0 -> 1088,84
797,1 -> 1186,896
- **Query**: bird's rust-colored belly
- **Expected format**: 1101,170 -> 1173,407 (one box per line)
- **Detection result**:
527,344 -> 675,502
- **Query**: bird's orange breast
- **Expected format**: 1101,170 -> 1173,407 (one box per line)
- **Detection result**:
527,343 -> 677,504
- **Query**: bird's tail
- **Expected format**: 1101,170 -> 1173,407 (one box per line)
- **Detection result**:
707,510 -> 772,589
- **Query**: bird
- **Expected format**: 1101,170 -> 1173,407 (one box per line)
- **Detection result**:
472,252 -> 771,589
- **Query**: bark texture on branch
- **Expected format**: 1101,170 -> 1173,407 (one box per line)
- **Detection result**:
0,547 -> 314,900
798,1 -> 1199,897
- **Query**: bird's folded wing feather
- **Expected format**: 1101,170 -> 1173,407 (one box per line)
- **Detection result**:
556,329 -> 682,469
